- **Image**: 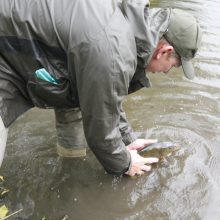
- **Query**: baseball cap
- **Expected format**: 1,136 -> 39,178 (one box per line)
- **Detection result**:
164,9 -> 202,79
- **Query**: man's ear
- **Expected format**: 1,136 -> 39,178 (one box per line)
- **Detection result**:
156,45 -> 174,59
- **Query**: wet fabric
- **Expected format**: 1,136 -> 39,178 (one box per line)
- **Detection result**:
55,108 -> 87,149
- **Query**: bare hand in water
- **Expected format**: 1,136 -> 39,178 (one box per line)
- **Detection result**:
125,149 -> 159,177
127,138 -> 158,151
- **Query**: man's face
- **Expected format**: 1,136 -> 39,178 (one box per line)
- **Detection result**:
146,53 -> 181,74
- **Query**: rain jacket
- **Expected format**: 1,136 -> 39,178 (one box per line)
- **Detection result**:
0,0 -> 170,174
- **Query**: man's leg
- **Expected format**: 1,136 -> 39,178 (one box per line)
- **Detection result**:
0,117 -> 8,167
54,108 -> 87,157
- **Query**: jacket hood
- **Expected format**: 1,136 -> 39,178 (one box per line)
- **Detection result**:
122,0 -> 171,67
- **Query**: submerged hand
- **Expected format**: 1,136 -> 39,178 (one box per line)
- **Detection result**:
127,138 -> 158,151
125,149 -> 159,177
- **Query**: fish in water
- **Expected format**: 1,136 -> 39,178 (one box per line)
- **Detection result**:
138,141 -> 180,160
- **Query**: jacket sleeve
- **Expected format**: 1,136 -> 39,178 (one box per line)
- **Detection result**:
67,34 -> 136,175
119,108 -> 137,146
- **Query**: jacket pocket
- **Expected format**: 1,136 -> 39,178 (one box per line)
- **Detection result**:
27,69 -> 76,109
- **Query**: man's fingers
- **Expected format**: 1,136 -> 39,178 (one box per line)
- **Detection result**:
142,157 -> 159,164
135,165 -> 151,176
143,139 -> 158,146
126,150 -> 159,177
140,164 -> 151,172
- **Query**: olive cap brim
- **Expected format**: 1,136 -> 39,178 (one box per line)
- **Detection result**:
181,58 -> 195,80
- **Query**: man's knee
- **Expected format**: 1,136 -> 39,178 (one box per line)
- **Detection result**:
54,108 -> 82,123
54,108 -> 87,157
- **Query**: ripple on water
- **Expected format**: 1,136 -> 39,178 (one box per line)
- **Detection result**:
127,125 -> 216,219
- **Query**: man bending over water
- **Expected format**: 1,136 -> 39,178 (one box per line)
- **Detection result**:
0,0 -> 201,176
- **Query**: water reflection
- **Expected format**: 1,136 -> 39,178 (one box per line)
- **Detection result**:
1,0 -> 220,219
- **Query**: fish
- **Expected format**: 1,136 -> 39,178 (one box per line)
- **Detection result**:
138,141 -> 180,160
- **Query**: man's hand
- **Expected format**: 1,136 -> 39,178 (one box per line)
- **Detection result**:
125,149 -> 158,176
125,139 -> 159,177
127,138 -> 158,151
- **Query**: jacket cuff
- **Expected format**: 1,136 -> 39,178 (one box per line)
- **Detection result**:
122,132 -> 137,146
103,148 -> 131,175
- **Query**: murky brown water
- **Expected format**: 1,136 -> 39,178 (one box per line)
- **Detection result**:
1,0 -> 220,219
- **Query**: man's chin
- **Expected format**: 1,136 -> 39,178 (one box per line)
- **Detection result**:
145,67 -> 156,74
145,68 -> 152,73
145,70 -> 155,74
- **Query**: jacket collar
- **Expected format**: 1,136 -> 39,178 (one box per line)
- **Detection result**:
122,0 -> 171,67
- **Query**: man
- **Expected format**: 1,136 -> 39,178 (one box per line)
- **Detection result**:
0,0 -> 201,176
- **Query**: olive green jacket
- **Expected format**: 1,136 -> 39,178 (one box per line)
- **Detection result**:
0,0 -> 170,174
